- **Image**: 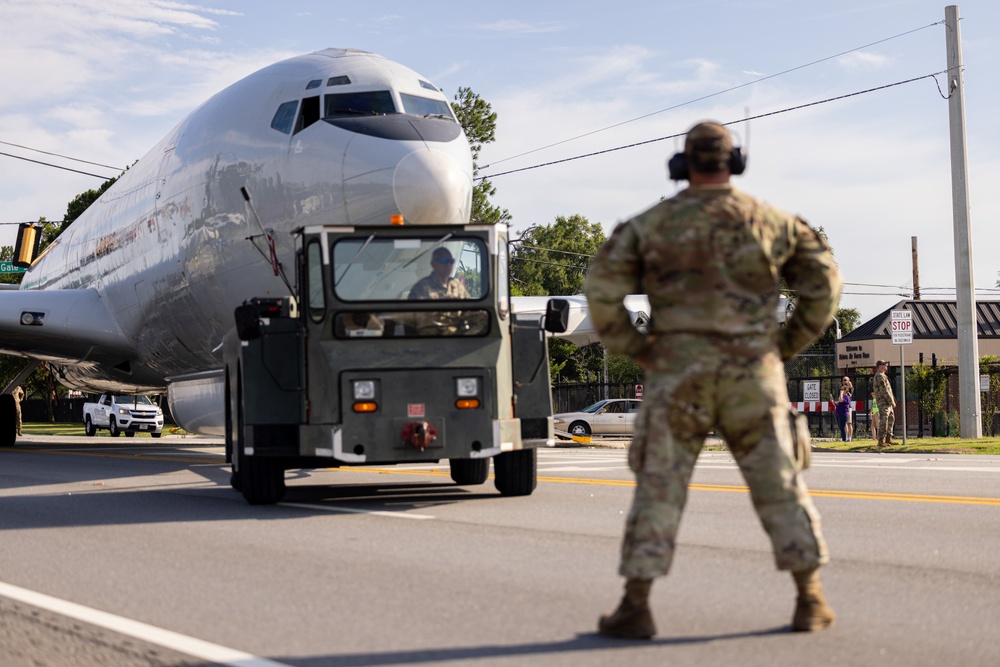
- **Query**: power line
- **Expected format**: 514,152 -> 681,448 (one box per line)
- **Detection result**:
0,151 -> 116,179
0,140 -> 125,171
517,244 -> 596,259
479,71 -> 948,181
481,20 -> 944,170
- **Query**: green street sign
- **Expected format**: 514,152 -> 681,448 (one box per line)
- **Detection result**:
0,262 -> 26,274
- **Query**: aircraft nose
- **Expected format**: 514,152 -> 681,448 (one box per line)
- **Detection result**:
393,149 -> 472,225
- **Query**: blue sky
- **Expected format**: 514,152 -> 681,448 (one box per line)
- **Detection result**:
1,0 -> 998,322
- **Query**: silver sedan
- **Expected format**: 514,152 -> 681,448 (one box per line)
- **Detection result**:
553,399 -> 642,437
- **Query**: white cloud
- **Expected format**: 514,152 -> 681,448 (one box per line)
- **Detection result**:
837,50 -> 890,69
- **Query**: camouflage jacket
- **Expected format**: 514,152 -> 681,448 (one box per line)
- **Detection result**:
584,184 -> 841,360
873,371 -> 895,408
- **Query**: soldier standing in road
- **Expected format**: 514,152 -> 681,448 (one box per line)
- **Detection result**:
872,360 -> 896,449
585,121 -> 842,639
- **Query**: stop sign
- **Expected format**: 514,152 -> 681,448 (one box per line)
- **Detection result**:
635,384 -> 643,399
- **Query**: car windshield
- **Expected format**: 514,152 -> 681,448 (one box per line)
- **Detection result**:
113,396 -> 153,405
579,401 -> 610,414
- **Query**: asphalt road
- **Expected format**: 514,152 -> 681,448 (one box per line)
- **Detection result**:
1,435 -> 998,666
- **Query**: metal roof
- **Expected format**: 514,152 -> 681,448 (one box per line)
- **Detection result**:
842,300 -> 1000,341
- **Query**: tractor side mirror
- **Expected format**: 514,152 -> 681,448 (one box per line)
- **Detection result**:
543,299 -> 570,334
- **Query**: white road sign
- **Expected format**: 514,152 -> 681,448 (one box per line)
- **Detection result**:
803,380 -> 820,401
891,309 -> 913,345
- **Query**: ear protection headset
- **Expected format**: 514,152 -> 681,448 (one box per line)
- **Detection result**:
667,146 -> 747,181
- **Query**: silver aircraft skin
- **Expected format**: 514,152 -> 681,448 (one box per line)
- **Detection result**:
0,48 -> 474,434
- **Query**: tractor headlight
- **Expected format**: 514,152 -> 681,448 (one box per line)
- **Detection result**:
353,380 -> 377,400
455,377 -> 479,398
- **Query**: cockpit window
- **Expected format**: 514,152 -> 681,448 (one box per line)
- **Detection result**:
270,101 -> 298,134
419,80 -> 438,91
400,93 -> 454,120
324,91 -> 395,118
294,96 -> 321,134
306,79 -> 322,90
327,75 -> 351,86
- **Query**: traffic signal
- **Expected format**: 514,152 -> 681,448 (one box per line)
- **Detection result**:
13,223 -> 41,267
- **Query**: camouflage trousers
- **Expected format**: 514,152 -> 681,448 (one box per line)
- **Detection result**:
877,405 -> 895,443
620,334 -> 828,579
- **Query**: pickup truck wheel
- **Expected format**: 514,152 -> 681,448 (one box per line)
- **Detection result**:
0,394 -> 16,447
151,431 -> 162,439
109,417 -> 122,437
125,431 -> 136,438
84,416 -> 96,437
494,449 -> 537,496
450,458 -> 489,485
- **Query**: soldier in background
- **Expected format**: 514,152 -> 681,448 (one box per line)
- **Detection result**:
13,385 -> 24,436
585,121 -> 842,639
872,360 -> 896,449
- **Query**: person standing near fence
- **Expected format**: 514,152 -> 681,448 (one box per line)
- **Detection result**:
841,377 -> 854,441
873,360 -> 896,450
585,121 -> 841,639
834,387 -> 851,442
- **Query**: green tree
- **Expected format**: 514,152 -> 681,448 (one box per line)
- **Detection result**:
511,215 -> 606,296
907,362 -> 946,437
450,87 -> 510,225
61,176 -> 118,235
509,215 -> 628,382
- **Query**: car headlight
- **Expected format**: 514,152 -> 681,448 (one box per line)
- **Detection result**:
353,380 -> 377,400
553,418 -> 565,424
455,377 -> 479,397
117,408 -> 129,415
156,408 -> 163,416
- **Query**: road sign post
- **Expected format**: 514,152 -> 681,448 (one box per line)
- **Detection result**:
891,310 -> 912,445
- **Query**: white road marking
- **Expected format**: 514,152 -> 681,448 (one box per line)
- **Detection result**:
281,502 -> 436,520
0,580 -> 292,667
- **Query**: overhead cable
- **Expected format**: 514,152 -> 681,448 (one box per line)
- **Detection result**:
478,70 -> 948,181
0,151 -> 116,179
0,140 -> 125,171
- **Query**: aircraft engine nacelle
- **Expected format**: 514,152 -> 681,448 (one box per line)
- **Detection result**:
167,373 -> 226,436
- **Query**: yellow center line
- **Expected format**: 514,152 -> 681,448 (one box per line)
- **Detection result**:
7,450 -> 999,507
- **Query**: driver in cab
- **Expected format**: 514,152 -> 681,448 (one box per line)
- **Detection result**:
408,247 -> 470,300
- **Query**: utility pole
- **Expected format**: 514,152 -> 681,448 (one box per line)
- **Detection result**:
946,5 -> 981,438
911,236 -> 920,300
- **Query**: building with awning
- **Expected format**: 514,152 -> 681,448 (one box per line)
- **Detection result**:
836,300 -> 1000,372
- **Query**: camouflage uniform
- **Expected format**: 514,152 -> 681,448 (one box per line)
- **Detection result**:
407,275 -> 470,300
872,367 -> 895,444
585,177 -> 842,579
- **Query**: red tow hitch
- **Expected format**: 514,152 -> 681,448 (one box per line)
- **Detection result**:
401,421 -> 437,451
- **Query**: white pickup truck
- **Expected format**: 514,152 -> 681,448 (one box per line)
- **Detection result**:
83,394 -> 164,438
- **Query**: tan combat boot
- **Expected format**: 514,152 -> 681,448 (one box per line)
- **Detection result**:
792,568 -> 836,631
598,578 -> 656,639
